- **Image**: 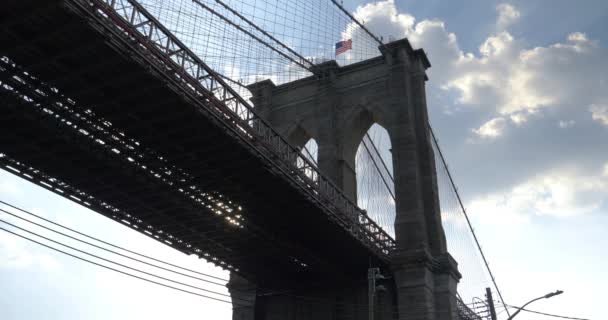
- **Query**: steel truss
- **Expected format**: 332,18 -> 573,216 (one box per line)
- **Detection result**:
1,0 -> 394,267
456,297 -> 485,320
65,0 -> 395,256
0,56 -> 243,271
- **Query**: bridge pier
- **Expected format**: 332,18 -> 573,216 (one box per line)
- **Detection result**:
392,250 -> 460,320
228,267 -> 457,320
228,274 -> 258,320
228,272 -> 397,320
235,38 -> 461,320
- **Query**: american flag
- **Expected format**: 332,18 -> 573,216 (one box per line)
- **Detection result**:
335,39 -> 352,55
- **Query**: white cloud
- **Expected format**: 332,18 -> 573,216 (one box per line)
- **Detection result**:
510,112 -> 528,125
350,0 -> 415,39
467,194 -> 530,226
350,1 -> 608,142
496,3 -> 521,30
472,117 -> 506,139
590,104 -> 608,126
568,32 -> 588,43
468,166 -> 608,222
558,120 -> 575,128
441,31 -> 606,117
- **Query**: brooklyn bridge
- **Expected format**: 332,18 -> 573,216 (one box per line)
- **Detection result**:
0,0 -> 507,319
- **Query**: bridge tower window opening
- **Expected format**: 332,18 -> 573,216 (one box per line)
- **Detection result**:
297,138 -> 318,181
355,123 -> 395,238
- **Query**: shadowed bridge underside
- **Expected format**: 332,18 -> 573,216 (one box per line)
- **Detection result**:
0,0 -> 393,288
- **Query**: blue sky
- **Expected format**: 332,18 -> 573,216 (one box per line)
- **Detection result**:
2,0 -> 607,319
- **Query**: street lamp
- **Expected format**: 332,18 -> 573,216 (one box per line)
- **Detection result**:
506,290 -> 564,320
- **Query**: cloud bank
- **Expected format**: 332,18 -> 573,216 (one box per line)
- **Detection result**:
348,0 -> 608,220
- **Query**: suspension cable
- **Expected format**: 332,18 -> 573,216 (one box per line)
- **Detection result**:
360,137 -> 395,200
191,0 -> 313,72
328,0 -> 386,47
213,0 -> 315,69
365,132 -> 394,181
428,124 -> 510,317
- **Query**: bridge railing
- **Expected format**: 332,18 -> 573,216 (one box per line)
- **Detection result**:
65,0 -> 396,257
456,296 -> 485,320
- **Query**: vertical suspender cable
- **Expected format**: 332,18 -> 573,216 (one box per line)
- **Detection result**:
428,124 -> 510,317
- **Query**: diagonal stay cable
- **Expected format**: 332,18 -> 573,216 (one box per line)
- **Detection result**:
213,0 -> 315,70
365,132 -> 394,181
360,136 -> 395,201
190,0 -> 312,73
0,200 -> 228,282
428,123 -> 510,317
328,0 -> 385,48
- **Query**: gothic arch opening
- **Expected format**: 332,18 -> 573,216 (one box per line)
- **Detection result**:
355,123 -> 396,237
300,138 -> 318,164
298,138 -> 318,181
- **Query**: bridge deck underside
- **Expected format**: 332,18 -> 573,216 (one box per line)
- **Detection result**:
0,0 -> 386,287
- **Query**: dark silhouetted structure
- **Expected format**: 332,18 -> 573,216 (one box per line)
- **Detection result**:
0,0 -> 466,319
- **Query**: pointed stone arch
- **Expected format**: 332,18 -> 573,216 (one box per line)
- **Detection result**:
341,106 -> 375,166
355,122 -> 396,237
301,137 -> 318,164
298,137 -> 319,181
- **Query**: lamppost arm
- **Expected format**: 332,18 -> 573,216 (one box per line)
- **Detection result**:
506,296 -> 543,320
506,290 -> 563,320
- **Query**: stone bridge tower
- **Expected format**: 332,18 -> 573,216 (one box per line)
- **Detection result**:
228,39 -> 461,320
